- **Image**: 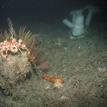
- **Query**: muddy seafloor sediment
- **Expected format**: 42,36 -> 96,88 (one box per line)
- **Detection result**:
0,21 -> 107,107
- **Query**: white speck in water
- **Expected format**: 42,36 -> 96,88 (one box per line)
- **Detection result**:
97,67 -> 106,72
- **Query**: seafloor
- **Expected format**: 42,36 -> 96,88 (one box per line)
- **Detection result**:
0,19 -> 107,107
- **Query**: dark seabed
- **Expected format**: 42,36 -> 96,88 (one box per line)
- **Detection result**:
0,0 -> 107,107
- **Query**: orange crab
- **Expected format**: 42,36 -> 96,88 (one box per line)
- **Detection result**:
42,75 -> 64,88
